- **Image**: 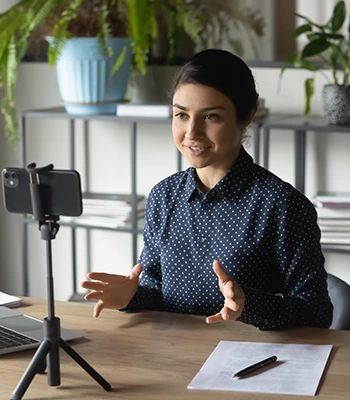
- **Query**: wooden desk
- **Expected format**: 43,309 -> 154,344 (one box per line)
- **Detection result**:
1,299 -> 349,399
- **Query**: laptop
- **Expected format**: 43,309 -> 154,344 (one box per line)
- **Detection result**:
0,306 -> 83,355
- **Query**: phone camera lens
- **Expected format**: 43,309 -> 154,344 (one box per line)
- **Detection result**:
4,172 -> 9,179
11,172 -> 17,179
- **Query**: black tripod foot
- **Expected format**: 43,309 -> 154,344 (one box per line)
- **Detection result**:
11,340 -> 51,400
59,338 -> 111,391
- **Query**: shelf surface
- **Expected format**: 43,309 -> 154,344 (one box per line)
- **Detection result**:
23,215 -> 144,234
22,106 -> 172,123
263,115 -> 350,132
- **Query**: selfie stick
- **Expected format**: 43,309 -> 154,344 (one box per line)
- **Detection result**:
11,163 -> 111,400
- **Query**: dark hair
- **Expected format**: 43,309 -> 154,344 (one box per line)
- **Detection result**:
170,49 -> 259,123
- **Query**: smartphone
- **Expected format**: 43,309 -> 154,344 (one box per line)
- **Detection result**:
2,167 -> 82,217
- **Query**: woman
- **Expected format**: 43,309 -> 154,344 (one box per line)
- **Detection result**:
81,49 -> 333,330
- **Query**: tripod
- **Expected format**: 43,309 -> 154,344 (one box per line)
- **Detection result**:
11,164 -> 111,400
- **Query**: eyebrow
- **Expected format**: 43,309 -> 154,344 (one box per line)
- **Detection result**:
172,104 -> 226,112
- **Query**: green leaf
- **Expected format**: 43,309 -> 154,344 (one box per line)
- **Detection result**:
293,58 -> 318,71
301,38 -> 330,57
280,55 -> 298,78
279,55 -> 301,91
292,24 -> 312,38
295,13 -> 325,31
304,78 -> 315,116
49,0 -> 84,66
307,33 -> 319,41
331,1 -> 346,32
111,45 -> 127,75
312,32 -> 344,40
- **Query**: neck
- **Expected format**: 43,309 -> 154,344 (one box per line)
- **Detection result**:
195,148 -> 241,193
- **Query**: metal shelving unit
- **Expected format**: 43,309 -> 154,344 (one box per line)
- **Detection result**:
19,107 -> 178,298
261,114 -> 350,254
18,107 -> 284,298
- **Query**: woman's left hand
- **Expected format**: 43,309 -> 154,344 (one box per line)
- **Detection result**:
206,260 -> 246,324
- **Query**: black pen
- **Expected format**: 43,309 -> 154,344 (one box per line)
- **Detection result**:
233,355 -> 277,378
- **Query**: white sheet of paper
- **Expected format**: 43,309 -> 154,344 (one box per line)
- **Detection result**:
0,291 -> 21,308
188,341 -> 332,396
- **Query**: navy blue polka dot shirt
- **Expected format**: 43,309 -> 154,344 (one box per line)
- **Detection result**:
128,146 -> 333,330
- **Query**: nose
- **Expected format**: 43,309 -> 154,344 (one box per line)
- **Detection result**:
185,118 -> 204,140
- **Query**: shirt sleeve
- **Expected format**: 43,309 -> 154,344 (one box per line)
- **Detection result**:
126,196 -> 164,311
237,191 -> 333,330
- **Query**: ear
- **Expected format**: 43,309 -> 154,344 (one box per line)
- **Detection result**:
243,106 -> 258,128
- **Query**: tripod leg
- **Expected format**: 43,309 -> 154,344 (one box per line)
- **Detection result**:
59,339 -> 111,392
44,317 -> 61,386
11,340 -> 51,400
47,341 -> 60,386
38,358 -> 47,374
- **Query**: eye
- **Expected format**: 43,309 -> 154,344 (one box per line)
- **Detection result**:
174,112 -> 188,120
204,113 -> 220,121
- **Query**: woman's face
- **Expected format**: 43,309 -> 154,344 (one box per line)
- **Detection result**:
172,83 -> 245,174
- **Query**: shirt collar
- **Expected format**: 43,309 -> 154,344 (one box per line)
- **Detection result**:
183,146 -> 254,203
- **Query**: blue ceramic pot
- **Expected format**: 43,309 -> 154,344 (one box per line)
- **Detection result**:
47,37 -> 132,114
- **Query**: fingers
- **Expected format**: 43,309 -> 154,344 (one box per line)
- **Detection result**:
93,300 -> 105,318
81,280 -> 107,291
83,292 -> 104,318
84,290 -> 103,301
213,260 -> 235,298
223,281 -> 235,299
206,307 -> 231,324
225,297 -> 240,312
206,313 -> 222,324
129,263 -> 142,278
86,272 -> 113,282
213,260 -> 231,283
81,265 -> 143,318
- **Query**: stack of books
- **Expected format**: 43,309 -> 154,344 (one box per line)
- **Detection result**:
62,193 -> 146,229
311,192 -> 350,250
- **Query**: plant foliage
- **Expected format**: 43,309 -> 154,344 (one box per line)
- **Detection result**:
0,0 -> 264,144
280,0 -> 350,115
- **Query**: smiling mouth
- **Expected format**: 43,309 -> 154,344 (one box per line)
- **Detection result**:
185,145 -> 209,156
189,146 -> 205,150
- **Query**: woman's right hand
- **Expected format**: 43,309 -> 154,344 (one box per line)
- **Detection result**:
80,263 -> 142,318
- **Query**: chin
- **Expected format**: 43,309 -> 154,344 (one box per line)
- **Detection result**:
187,160 -> 210,169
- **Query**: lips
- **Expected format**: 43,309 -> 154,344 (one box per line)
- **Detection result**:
189,146 -> 205,151
185,144 -> 209,156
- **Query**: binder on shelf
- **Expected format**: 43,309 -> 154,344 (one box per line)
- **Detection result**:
116,102 -> 172,118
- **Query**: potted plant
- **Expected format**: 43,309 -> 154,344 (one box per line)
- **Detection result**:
131,0 -> 265,103
0,0 -> 207,144
150,0 -> 265,64
0,0 -> 264,144
280,0 -> 350,124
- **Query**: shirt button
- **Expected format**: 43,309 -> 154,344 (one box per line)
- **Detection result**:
200,237 -> 206,243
